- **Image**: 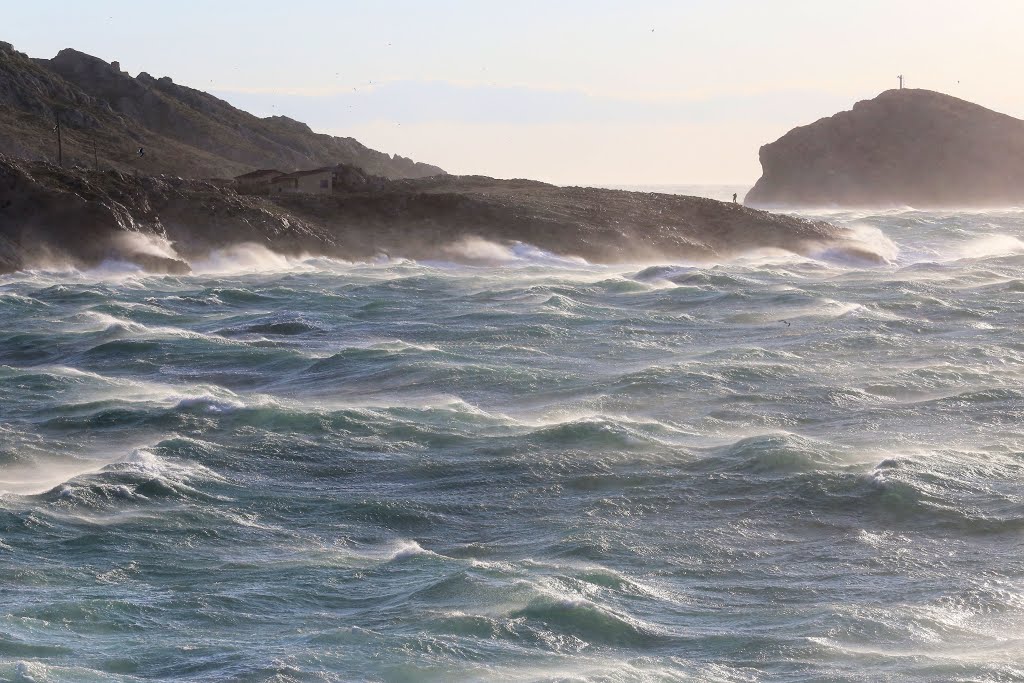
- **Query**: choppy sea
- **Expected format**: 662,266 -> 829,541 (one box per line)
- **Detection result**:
2,187 -> 1024,682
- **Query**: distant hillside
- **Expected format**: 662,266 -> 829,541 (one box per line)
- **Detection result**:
0,41 -> 444,179
745,89 -> 1024,207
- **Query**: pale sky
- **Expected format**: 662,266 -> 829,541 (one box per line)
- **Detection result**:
7,1 -> 1024,184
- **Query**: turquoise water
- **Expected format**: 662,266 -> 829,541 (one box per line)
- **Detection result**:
2,204 -> 1024,681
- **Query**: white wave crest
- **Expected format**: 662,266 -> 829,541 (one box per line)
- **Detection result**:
438,237 -> 589,267
0,459 -> 108,496
190,243 -> 312,274
115,448 -> 225,483
953,234 -> 1024,260
442,236 -> 517,263
111,231 -> 182,260
174,395 -> 247,414
815,224 -> 900,265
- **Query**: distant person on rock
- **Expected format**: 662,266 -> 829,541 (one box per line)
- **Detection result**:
732,193 -> 737,203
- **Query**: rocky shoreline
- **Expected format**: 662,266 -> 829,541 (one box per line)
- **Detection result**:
0,154 -> 877,274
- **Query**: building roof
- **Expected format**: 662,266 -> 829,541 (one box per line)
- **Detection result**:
234,169 -> 284,181
273,168 -> 332,180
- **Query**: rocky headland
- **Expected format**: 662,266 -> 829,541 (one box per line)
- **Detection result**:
0,154 -> 878,274
745,88 -> 1024,208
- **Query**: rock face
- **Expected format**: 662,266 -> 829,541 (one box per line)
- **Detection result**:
0,154 -> 872,274
745,89 -> 1024,208
0,154 -> 335,273
0,42 -> 444,180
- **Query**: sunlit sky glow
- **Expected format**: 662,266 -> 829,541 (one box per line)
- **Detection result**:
8,1 -> 1024,183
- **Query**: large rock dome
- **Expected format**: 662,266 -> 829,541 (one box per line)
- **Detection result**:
745,89 -> 1024,208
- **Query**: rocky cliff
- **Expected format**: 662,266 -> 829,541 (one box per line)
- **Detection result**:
0,41 -> 444,180
745,89 -> 1024,208
0,154 -> 878,275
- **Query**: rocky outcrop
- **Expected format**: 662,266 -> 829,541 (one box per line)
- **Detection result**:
0,42 -> 444,180
0,154 -> 878,274
0,154 -> 336,272
745,89 -> 1024,208
308,175 -> 855,264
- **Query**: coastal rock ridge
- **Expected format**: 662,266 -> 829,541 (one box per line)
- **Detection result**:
0,154 -> 882,274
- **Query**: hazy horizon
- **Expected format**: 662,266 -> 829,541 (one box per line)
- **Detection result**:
7,0 -> 1024,184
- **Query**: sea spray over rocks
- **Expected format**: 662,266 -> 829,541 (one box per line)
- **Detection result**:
0,154 -> 891,275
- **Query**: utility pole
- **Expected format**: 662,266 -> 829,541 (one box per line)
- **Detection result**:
898,74 -> 904,90
53,112 -> 63,167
